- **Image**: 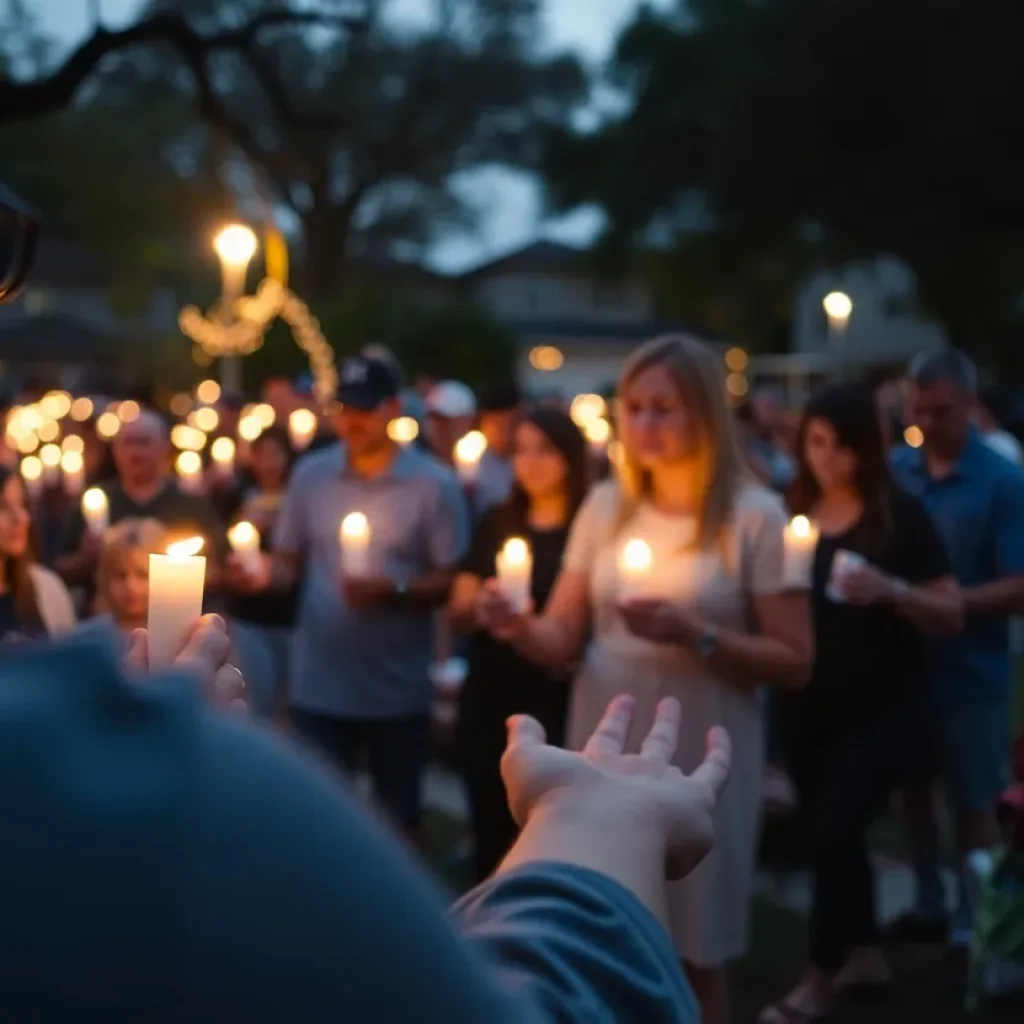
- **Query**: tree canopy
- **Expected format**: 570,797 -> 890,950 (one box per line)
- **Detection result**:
543,0 -> 1024,358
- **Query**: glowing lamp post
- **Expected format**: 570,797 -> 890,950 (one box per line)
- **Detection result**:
213,223 -> 259,395
822,290 -> 853,380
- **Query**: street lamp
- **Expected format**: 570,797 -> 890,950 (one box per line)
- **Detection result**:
822,290 -> 853,380
213,224 -> 258,393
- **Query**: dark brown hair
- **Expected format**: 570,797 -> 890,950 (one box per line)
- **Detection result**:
0,466 -> 43,632
790,383 -> 892,552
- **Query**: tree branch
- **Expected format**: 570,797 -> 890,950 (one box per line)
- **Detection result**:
0,8 -> 365,126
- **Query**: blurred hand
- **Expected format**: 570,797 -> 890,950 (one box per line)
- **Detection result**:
618,597 -> 701,646
476,577 -> 533,641
343,576 -> 397,610
502,695 -> 731,879
841,564 -> 896,607
224,552 -> 271,594
126,614 -> 247,712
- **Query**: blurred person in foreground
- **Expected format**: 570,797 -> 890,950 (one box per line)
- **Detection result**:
0,464 -> 75,642
473,379 -> 523,514
762,385 -> 962,1024
449,406 -> 588,880
228,356 -> 469,836
889,349 -> 1024,958
476,335 -> 813,1024
0,603 -> 727,1023
57,411 -> 224,596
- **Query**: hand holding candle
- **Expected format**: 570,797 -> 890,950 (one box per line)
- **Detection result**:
147,537 -> 206,670
82,487 -> 109,536
783,515 -> 819,590
496,536 -> 532,613
340,511 -> 371,578
618,537 -> 653,600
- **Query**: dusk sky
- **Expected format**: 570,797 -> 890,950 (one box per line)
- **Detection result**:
35,0 -> 669,270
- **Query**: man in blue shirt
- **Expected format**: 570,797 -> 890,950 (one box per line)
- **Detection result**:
890,348 -> 1024,950
233,356 -> 469,835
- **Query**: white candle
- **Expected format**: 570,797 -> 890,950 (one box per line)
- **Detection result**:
340,511 -> 371,578
20,455 -> 42,503
496,536 -> 532,612
40,443 -> 61,488
288,408 -> 318,451
147,536 -> 206,670
60,449 -> 85,497
210,436 -> 236,480
175,450 -> 204,494
584,416 -> 611,458
618,537 -> 653,600
783,515 -> 819,590
453,430 -> 487,483
81,487 -> 109,537
228,520 -> 262,575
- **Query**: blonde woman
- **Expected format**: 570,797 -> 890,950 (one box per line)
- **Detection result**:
477,334 -> 813,1024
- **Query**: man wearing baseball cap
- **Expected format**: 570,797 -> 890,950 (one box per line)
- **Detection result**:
231,355 -> 470,835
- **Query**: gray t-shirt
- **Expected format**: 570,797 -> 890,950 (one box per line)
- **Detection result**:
0,628 -> 699,1024
274,443 -> 469,718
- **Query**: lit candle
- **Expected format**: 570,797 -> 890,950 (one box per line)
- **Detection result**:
40,443 -> 61,487
81,487 -> 109,537
783,515 -> 819,590
453,430 -> 487,484
148,537 -> 206,670
339,511 -> 371,578
387,416 -> 420,447
228,520 -> 262,575
288,408 -> 318,451
618,537 -> 653,599
20,455 -> 42,503
584,416 -> 611,458
495,536 -> 532,612
60,449 -> 85,497
210,436 -> 236,480
175,450 -> 203,494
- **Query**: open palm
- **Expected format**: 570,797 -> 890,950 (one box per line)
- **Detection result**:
501,695 -> 732,880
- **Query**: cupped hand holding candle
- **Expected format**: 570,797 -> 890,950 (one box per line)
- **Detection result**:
147,537 -> 207,670
495,536 -> 533,613
339,511 -> 371,578
454,430 -> 487,483
783,515 -> 819,590
82,486 -> 109,536
618,537 -> 653,600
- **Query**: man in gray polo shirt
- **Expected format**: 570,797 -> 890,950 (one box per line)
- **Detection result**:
234,356 -> 469,833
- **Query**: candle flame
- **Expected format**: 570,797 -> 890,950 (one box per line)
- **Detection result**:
454,430 -> 487,466
211,436 -> 236,463
622,538 -> 653,572
228,520 -> 258,548
502,536 -> 529,565
20,456 -> 42,481
790,515 -> 812,538
341,511 -> 369,539
82,487 -> 108,512
167,537 -> 204,559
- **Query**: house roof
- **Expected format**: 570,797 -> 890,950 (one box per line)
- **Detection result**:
0,313 -> 127,363
458,241 -> 589,280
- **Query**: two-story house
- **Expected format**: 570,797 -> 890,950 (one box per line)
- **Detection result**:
460,241 -> 700,394
0,237 -> 178,395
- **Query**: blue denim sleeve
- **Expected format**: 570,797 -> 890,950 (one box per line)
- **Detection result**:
456,863 -> 699,1024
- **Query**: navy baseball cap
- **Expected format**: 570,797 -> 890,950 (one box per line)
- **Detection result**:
336,356 -> 401,411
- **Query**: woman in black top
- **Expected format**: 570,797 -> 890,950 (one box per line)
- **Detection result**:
449,406 -> 588,881
761,385 -> 963,1024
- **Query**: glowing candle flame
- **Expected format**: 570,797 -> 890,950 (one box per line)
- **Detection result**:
167,537 -> 204,559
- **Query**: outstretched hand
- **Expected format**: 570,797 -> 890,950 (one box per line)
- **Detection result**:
501,694 -> 731,880
126,614 -> 247,713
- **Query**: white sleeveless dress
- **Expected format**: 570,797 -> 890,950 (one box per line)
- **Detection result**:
562,481 -> 788,968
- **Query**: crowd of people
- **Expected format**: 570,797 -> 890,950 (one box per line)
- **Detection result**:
0,336 -> 1022,1022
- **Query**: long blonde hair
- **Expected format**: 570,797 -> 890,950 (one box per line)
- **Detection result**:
95,518 -> 168,616
615,334 -> 748,550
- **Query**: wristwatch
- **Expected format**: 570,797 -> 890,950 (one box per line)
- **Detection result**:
697,624 -> 719,659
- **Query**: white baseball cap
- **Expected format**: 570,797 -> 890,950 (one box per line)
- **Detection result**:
425,380 -> 476,419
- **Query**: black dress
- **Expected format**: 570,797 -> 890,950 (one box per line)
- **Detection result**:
455,505 -> 571,881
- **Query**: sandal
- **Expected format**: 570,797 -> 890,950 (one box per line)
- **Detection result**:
758,1001 -> 831,1024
